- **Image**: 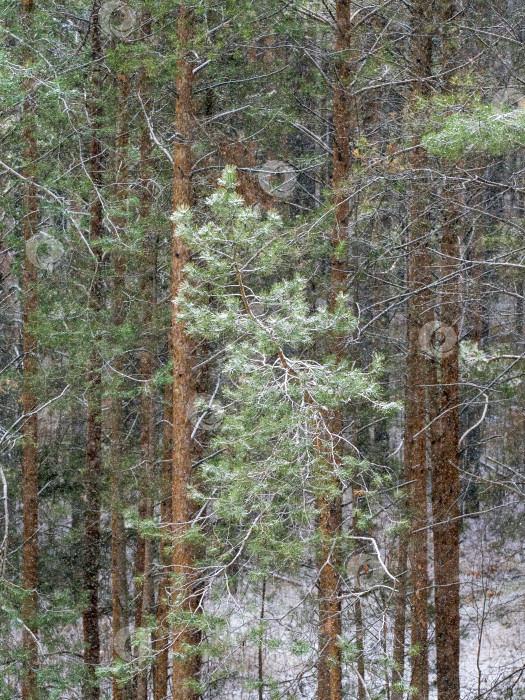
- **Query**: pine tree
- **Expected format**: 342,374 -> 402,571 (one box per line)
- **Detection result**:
110,35 -> 132,700
20,1 -> 39,696
172,166 -> 389,698
82,3 -> 104,697
2,1 -> 525,697
404,1 -> 434,696
170,6 -> 201,699
430,3 -> 461,697
316,2 -> 353,698
135,9 -> 156,700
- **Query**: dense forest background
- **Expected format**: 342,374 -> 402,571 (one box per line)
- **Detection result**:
1,0 -> 524,698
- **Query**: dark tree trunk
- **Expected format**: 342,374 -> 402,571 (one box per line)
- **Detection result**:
153,380 -> 173,700
82,3 -> 104,697
21,1 -> 39,697
404,1 -> 434,697
317,3 -> 352,699
430,6 -> 461,698
170,7 -> 200,700
136,14 -> 156,697
430,201 -> 461,700
111,62 -> 132,700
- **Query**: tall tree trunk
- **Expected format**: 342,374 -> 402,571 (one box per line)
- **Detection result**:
391,506 -> 408,700
392,385 -> 411,700
430,190 -> 461,700
431,4 -> 461,698
352,502 -> 366,700
258,578 -> 266,700
21,1 -> 39,697
111,61 -> 132,700
153,380 -> 173,700
405,191 -> 431,700
83,3 -> 104,697
317,473 -> 342,700
405,1 -> 433,697
136,11 -> 156,698
317,3 -> 352,699
170,7 -> 200,700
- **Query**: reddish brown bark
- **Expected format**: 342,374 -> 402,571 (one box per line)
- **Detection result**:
317,464 -> 343,700
110,64 -> 132,700
405,268 -> 430,700
82,3 -> 104,697
153,379 -> 173,700
135,14 -> 156,697
331,0 -> 352,298
430,5 -> 461,698
21,1 -> 39,697
404,1 -> 434,698
430,207 -> 461,700
317,4 -> 353,699
170,7 -> 200,700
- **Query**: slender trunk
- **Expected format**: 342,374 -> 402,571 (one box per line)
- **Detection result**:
392,425 -> 411,700
352,504 -> 366,700
153,380 -> 173,700
83,3 -> 104,697
21,2 -> 39,697
431,6 -> 461,698
136,13 -> 156,697
317,469 -> 343,700
316,6 -> 351,700
258,578 -> 266,700
405,2 -> 433,697
111,62 -> 132,700
405,197 -> 431,700
171,7 -> 200,700
391,531 -> 408,700
430,198 -> 461,700
317,4 -> 352,699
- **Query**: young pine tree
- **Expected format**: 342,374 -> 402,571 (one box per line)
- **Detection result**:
170,167 -> 395,696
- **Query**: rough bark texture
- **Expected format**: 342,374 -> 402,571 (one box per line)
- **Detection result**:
405,183 -> 431,700
170,7 -> 200,700
82,3 -> 104,697
430,199 -> 461,700
404,1 -> 433,697
21,1 -> 39,697
136,12 -> 156,699
317,467 -> 343,700
352,503 -> 366,700
317,4 -> 353,699
111,66 -> 132,700
153,380 -> 173,700
430,5 -> 461,698
316,3 -> 352,699
391,505 -> 408,700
